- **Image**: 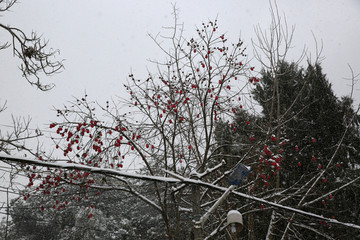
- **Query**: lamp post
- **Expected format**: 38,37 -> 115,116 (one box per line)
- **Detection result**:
193,163 -> 250,239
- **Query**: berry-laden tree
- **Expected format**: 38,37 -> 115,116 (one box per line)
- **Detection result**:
216,61 -> 360,239
3,14 -> 256,239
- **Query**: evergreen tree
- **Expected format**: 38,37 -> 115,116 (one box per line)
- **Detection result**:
215,61 -> 360,239
253,62 -> 360,180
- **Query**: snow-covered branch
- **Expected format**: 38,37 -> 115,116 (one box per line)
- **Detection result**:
0,154 -> 179,183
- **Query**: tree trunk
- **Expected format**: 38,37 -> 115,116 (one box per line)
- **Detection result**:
192,182 -> 203,239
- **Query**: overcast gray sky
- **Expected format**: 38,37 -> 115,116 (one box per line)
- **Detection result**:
1,0 -> 360,138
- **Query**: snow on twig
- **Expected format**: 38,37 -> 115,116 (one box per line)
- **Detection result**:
164,169 -> 360,230
0,154 -> 180,183
197,159 -> 226,179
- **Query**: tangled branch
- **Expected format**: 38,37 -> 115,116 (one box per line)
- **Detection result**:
0,0 -> 64,91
